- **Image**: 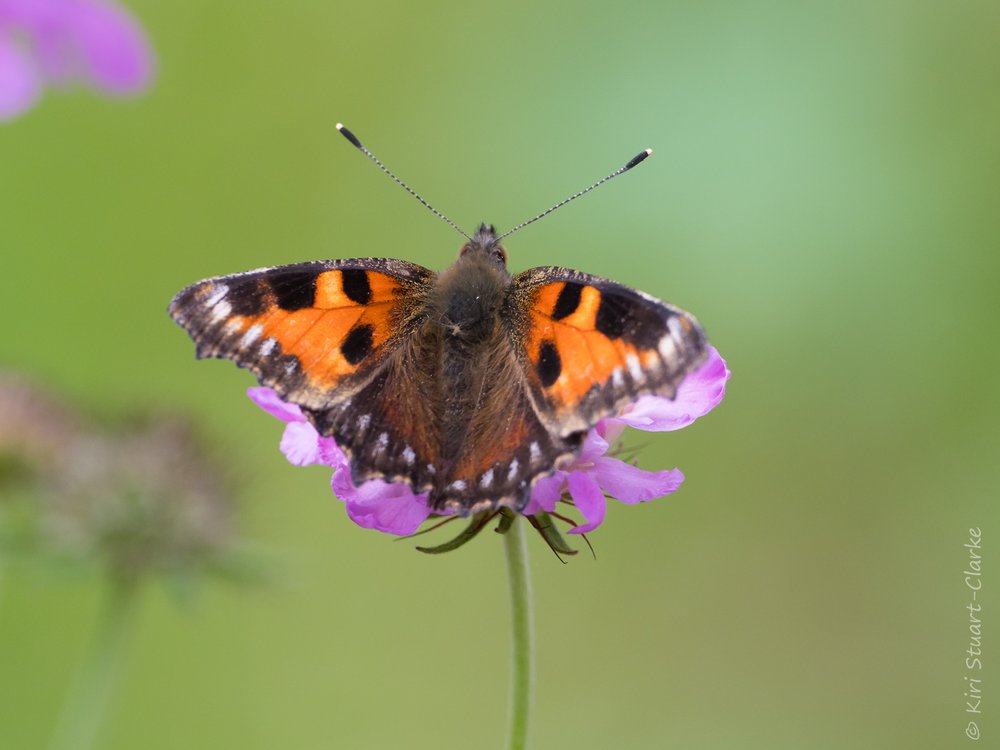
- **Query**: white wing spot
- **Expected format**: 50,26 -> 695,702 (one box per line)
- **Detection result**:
480,469 -> 494,488
529,442 -> 542,464
205,285 -> 228,308
426,464 -> 436,475
658,334 -> 676,361
402,446 -> 415,465
210,300 -> 232,322
376,432 -> 389,450
626,353 -> 643,381
612,368 -> 625,388
240,323 -> 263,348
259,337 -> 277,356
357,414 -> 371,431
284,360 -> 297,374
507,458 -> 520,482
449,480 -> 467,491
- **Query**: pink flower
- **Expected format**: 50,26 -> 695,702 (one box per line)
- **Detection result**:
248,346 -> 731,539
0,0 -> 153,121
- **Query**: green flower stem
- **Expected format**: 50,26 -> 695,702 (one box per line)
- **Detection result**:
503,517 -> 535,750
48,578 -> 138,750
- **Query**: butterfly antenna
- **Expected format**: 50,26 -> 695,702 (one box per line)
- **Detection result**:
497,148 -> 653,241
337,123 -> 472,241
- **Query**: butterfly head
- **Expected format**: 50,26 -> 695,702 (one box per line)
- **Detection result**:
434,223 -> 512,343
458,223 -> 508,269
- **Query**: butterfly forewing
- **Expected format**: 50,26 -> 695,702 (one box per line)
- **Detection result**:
507,267 -> 709,435
168,258 -> 434,411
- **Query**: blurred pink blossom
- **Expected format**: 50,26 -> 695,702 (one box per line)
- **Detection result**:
0,0 -> 153,120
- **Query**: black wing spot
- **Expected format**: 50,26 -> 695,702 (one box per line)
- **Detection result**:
341,324 -> 374,364
342,269 -> 372,305
270,270 -> 319,311
537,340 -> 561,387
594,294 -> 627,339
552,282 -> 583,320
228,278 -> 269,316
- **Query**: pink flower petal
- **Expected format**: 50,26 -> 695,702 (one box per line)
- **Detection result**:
567,470 -> 606,534
318,436 -> 347,469
592,457 -> 684,505
333,471 -> 432,536
597,419 -> 625,445
7,0 -> 153,92
614,346 -> 730,432
279,421 -> 327,466
0,38 -> 41,120
579,428 -> 609,462
524,471 -> 566,515
247,387 -> 305,423
70,0 -> 154,93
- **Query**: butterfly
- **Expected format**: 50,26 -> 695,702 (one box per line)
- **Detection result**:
169,126 -> 709,517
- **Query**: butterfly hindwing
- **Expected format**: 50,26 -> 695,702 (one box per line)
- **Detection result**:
506,267 -> 709,435
308,319 -> 582,514
168,258 -> 434,411
306,337 -> 441,494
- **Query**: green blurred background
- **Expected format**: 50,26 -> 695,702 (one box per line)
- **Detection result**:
2,0 -> 997,748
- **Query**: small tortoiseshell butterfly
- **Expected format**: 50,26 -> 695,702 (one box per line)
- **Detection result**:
169,125 -> 708,516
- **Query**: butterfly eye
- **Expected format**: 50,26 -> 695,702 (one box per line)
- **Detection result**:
491,247 -> 507,265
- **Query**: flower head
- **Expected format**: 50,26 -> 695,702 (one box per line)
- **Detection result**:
249,346 -> 731,551
0,373 -> 237,587
0,0 -> 153,121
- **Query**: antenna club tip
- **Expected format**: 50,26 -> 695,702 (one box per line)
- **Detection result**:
337,123 -> 363,149
624,148 -> 653,171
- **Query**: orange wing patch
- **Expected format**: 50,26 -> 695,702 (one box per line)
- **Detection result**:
533,281 -> 601,329
526,281 -> 655,410
219,270 -> 404,387
313,269 -> 401,309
